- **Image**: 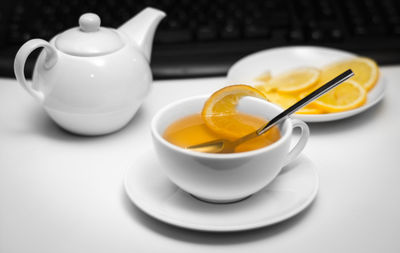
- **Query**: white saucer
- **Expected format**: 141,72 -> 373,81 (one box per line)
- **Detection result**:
124,149 -> 319,232
227,46 -> 385,122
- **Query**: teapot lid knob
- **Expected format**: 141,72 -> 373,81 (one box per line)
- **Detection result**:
55,12 -> 124,56
79,13 -> 101,32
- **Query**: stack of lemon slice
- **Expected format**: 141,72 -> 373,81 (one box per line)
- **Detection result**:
254,57 -> 379,114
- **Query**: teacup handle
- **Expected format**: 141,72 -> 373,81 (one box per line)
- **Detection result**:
283,118 -> 310,167
14,39 -> 58,103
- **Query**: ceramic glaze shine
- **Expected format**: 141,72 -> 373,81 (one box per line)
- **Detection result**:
163,113 -> 281,153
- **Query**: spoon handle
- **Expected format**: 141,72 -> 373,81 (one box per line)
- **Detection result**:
257,69 -> 354,135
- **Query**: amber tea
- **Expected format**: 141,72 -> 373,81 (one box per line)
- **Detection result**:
163,112 -> 281,153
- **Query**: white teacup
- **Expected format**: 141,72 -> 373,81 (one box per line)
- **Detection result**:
151,95 -> 310,203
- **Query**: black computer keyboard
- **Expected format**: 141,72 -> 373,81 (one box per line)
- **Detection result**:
1,0 -> 400,79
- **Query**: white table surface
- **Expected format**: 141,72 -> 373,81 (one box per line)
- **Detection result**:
1,67 -> 399,253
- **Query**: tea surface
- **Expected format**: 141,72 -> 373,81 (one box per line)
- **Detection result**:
163,113 -> 280,153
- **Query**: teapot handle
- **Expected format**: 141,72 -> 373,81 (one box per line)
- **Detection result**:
14,39 -> 58,103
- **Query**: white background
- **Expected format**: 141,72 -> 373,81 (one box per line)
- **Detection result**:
1,67 -> 399,252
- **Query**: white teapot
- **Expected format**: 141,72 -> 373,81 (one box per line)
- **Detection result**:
14,8 -> 165,135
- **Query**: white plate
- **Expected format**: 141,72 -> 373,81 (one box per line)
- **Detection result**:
227,46 -> 385,122
124,149 -> 319,232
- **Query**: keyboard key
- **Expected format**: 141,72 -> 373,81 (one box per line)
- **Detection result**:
244,25 -> 269,38
196,26 -> 218,41
167,19 -> 181,29
330,28 -> 344,41
310,28 -> 324,42
220,24 -> 240,39
288,28 -> 305,42
354,26 -> 368,36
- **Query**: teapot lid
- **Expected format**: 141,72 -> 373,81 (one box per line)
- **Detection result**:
55,13 -> 123,56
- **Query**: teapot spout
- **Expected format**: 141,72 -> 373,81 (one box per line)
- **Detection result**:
118,7 -> 165,62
